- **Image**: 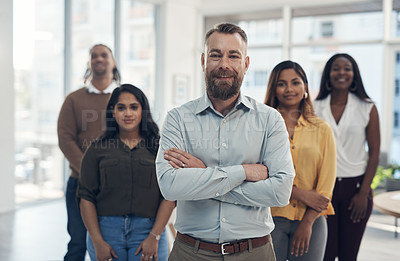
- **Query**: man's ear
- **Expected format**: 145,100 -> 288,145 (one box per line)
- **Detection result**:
201,53 -> 205,72
245,56 -> 250,72
112,58 -> 117,70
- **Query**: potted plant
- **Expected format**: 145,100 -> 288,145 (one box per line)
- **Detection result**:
372,164 -> 400,192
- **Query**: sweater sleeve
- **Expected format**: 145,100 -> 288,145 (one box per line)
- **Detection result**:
57,95 -> 84,175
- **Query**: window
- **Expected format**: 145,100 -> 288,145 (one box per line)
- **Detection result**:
71,0 -> 115,91
120,0 -> 156,106
241,48 -> 282,103
14,0 -> 65,203
395,112 -> 399,128
239,19 -> 283,45
292,12 -> 383,44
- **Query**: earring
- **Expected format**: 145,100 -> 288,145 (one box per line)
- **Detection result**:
350,83 -> 357,92
326,81 -> 331,91
304,92 -> 308,99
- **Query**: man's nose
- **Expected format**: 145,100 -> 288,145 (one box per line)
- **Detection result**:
219,56 -> 230,69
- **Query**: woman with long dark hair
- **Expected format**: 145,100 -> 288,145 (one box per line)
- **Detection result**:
77,84 -> 175,261
314,53 -> 380,261
265,60 -> 336,261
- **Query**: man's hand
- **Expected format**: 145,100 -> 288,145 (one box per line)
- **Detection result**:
164,148 -> 206,169
242,164 -> 268,182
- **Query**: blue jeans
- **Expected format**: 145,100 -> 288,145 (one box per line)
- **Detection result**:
87,215 -> 169,261
64,176 -> 87,261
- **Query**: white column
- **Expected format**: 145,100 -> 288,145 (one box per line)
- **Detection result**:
282,5 -> 292,60
153,0 -> 202,124
382,0 -> 394,159
0,0 -> 15,213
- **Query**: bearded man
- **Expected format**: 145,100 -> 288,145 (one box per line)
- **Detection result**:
155,23 -> 295,261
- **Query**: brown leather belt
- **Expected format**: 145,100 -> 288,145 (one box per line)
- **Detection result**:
176,232 -> 271,255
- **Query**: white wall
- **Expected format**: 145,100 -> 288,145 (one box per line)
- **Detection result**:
0,0 -> 15,213
154,0 -> 204,123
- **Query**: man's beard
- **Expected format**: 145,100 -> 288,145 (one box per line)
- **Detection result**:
205,69 -> 243,100
91,63 -> 108,77
92,68 -> 107,77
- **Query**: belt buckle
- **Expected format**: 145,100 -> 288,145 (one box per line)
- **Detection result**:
221,242 -> 230,255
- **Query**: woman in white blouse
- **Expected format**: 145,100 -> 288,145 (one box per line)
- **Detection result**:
313,53 -> 380,261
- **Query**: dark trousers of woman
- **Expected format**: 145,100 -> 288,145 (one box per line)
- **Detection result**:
323,175 -> 373,261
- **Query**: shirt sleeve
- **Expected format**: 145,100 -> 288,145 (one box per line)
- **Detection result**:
214,111 -> 295,208
156,110 -> 246,201
77,144 -> 99,205
315,123 -> 336,199
57,96 -> 84,175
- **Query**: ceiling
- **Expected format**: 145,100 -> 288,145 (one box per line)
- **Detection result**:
199,0 -> 384,18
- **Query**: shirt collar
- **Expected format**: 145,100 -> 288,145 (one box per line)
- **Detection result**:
116,135 -> 146,151
195,92 -> 254,115
296,114 -> 308,127
276,107 -> 308,127
86,81 -> 118,94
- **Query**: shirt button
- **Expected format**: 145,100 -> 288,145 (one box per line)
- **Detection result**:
222,143 -> 227,148
222,218 -> 226,222
215,193 -> 220,196
222,119 -> 227,123
234,202 -> 238,205
292,146 -> 295,149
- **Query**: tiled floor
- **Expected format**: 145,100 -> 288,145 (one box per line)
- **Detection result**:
0,198 -> 399,261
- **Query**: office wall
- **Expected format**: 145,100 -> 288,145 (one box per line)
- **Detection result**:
155,0 -> 203,121
0,0 -> 15,213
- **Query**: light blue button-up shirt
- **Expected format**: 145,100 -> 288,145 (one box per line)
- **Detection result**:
156,92 -> 295,243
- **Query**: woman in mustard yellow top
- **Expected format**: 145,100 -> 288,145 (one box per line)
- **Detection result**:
265,61 -> 336,261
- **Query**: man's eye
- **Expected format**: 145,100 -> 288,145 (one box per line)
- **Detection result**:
210,54 -> 221,58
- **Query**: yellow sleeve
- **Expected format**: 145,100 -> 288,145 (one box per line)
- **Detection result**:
316,122 -> 336,200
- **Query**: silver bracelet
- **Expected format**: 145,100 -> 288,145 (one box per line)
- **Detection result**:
150,231 -> 160,241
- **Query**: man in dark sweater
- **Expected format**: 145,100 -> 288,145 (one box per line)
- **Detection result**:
57,44 -> 121,261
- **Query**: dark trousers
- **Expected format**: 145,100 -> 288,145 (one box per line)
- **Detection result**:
323,175 -> 373,261
64,176 -> 87,261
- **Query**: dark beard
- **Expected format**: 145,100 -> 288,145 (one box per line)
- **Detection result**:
206,69 -> 242,100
